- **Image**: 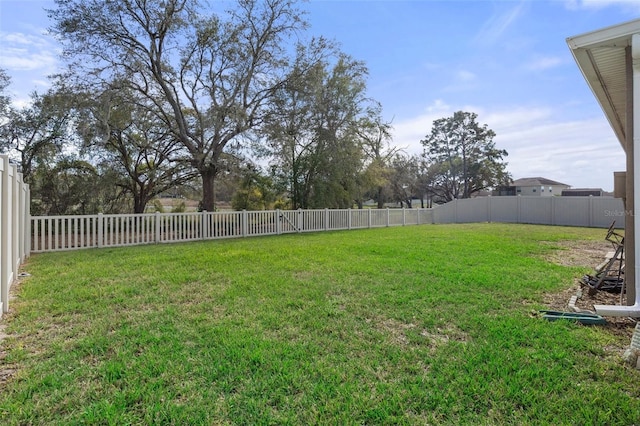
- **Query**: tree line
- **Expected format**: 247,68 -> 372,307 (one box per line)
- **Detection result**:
0,0 -> 511,215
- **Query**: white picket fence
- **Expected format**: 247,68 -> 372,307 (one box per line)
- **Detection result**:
30,208 -> 432,252
0,155 -> 31,317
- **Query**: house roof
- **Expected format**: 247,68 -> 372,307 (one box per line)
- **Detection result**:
567,18 -> 640,151
512,177 -> 570,187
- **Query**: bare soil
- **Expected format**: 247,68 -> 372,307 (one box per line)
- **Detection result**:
542,239 -> 637,340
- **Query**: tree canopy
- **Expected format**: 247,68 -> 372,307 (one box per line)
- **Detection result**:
1,7 -> 517,214
421,111 -> 511,202
48,0 -> 323,211
263,51 -> 370,209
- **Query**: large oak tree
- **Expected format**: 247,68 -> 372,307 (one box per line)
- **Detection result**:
49,0 -> 317,211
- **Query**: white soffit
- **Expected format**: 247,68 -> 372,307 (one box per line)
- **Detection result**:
567,18 -> 640,151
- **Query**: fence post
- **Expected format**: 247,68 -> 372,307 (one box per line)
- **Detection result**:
402,208 -> 406,226
276,209 -> 282,235
201,210 -> 208,240
242,210 -> 248,237
297,208 -> 302,232
11,166 -> 20,272
348,208 -> 352,230
97,213 -> 104,248
325,208 -> 329,231
1,156 -> 13,314
368,209 -> 372,228
487,195 -> 492,223
153,212 -> 160,243
386,208 -> 390,227
17,172 -> 25,262
517,195 -> 522,224
25,185 -> 31,258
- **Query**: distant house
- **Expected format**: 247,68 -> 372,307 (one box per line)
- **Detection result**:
513,177 -> 570,196
495,177 -> 570,196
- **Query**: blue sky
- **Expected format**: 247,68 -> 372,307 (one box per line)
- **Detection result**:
1,0 -> 640,191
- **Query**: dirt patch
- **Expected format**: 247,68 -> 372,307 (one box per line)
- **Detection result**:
376,318 -> 469,352
542,239 -> 614,269
542,239 -> 637,341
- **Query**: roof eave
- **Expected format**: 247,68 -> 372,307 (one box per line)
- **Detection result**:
566,19 -> 640,151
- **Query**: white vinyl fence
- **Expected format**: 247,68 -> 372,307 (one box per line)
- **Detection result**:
29,195 -> 626,254
434,195 -> 625,228
1,155 -> 31,317
30,208 -> 433,252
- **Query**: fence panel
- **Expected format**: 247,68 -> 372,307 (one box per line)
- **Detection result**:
452,198 -> 486,223
354,209 -> 373,229
592,197 -> 626,228
519,197 -> 552,224
31,215 -> 100,251
367,209 -> 385,227
432,201 -> 456,224
328,210 -> 349,231
488,197 -> 518,223
204,211 -> 243,239
553,197 -> 590,227
302,210 -> 325,232
246,210 -> 277,237
1,155 -> 30,316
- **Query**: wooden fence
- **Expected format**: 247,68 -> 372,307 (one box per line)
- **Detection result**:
1,154 -> 31,317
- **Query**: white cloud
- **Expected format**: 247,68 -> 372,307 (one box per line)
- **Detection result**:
391,100 -> 454,153
0,30 -> 61,104
524,56 -> 564,71
441,69 -> 480,93
392,101 -> 625,190
456,70 -> 477,82
0,31 -> 59,72
565,0 -> 640,13
474,0 -> 529,46
498,118 -> 623,188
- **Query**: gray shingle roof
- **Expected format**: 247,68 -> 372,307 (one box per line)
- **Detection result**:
512,177 -> 570,187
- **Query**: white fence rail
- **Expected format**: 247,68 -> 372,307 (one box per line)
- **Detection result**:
30,208 -> 433,252
28,196 -> 627,254
1,154 -> 31,317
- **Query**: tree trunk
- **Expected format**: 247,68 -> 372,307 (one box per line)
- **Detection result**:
133,195 -> 147,214
376,186 -> 384,209
201,169 -> 216,212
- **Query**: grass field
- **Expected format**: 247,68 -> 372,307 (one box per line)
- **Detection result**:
1,223 -> 639,424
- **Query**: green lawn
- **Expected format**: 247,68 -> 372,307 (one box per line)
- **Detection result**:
1,223 -> 639,424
